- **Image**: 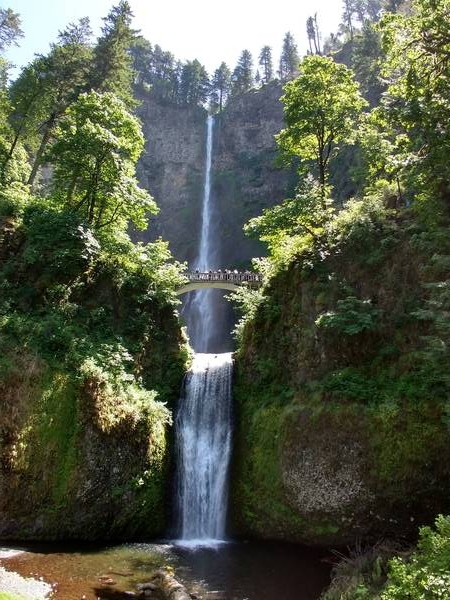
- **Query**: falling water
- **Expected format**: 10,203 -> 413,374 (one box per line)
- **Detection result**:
183,115 -> 216,352
175,115 -> 234,545
175,353 -> 233,544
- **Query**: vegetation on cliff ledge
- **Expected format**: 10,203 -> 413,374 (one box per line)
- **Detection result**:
231,0 -> 450,578
0,5 -> 189,540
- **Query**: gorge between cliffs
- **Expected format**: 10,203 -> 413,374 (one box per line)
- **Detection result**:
2,3 -> 450,596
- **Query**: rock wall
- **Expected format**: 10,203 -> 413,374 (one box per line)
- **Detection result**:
135,85 -> 295,351
136,83 -> 296,268
0,215 -> 188,541
135,95 -> 207,264
230,210 -> 450,546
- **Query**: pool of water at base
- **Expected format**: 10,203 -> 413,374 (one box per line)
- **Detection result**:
0,539 -> 332,600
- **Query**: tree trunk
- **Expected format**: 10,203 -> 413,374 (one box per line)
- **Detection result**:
27,113 -> 57,186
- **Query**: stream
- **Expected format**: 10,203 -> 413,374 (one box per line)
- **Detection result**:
0,540 -> 331,599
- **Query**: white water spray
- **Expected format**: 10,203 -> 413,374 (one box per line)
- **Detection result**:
175,353 -> 233,544
175,116 -> 233,546
184,115 -> 216,352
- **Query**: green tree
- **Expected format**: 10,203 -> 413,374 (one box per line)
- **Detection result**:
244,176 -> 332,252
352,22 -> 385,104
231,49 -> 254,95
179,59 -> 209,106
90,1 -> 136,108
129,35 -> 153,87
279,32 -> 299,81
379,0 -> 450,204
258,46 -> 273,84
306,15 -> 322,54
47,91 -> 157,232
210,62 -> 231,112
0,7 -> 23,52
5,18 -> 93,185
277,55 -> 367,195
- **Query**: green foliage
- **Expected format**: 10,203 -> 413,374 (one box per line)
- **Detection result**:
231,49 -> 254,95
79,346 -> 171,434
258,46 -> 273,84
179,59 -> 209,106
379,0 -> 450,204
90,0 -> 136,108
0,7 -> 23,52
245,176 -> 332,248
279,31 -> 299,81
22,203 -> 100,275
379,516 -> 450,599
0,181 -> 31,217
316,296 -> 383,335
277,55 -> 368,188
228,285 -> 265,343
210,62 -> 231,112
48,91 -> 157,232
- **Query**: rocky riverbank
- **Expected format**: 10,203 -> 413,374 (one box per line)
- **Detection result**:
0,550 -> 52,599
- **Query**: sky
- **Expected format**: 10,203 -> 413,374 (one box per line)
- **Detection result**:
4,0 -> 343,78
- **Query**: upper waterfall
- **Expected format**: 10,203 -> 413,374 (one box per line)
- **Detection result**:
182,115 -> 219,352
197,114 -> 214,270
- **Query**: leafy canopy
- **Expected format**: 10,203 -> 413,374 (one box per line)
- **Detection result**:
48,91 -> 157,232
277,54 -> 367,190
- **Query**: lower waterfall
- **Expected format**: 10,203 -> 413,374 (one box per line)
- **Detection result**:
174,353 -> 233,544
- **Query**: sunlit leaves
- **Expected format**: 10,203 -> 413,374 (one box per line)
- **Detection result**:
277,55 -> 367,189
48,91 -> 157,232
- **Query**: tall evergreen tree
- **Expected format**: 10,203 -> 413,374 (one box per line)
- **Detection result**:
90,1 -> 136,108
0,7 -> 23,52
6,18 -> 93,185
129,35 -> 153,87
279,32 -> 299,81
179,59 -> 209,106
210,62 -> 231,112
258,45 -> 273,84
231,49 -> 254,95
306,14 -> 322,54
344,0 -> 354,38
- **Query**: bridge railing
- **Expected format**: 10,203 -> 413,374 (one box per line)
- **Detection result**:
184,270 -> 262,286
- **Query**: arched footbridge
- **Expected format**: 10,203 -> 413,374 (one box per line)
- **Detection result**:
177,270 -> 262,295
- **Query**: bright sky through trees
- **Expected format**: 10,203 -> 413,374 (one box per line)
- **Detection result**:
5,0 -> 342,78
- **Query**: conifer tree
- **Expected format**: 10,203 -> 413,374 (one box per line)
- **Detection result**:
6,18 -> 93,185
231,49 -> 254,95
90,1 -> 136,108
306,14 -> 322,55
258,46 -> 273,84
210,62 -> 231,112
179,59 -> 209,106
129,35 -> 153,87
279,32 -> 299,81
0,7 -> 23,52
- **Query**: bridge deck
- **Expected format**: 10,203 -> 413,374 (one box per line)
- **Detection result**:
176,271 -> 262,295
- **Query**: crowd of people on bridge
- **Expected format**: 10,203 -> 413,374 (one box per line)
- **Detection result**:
187,269 -> 262,283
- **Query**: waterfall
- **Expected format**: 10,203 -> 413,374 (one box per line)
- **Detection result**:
175,353 -> 233,543
174,115 -> 233,545
183,115 -> 216,353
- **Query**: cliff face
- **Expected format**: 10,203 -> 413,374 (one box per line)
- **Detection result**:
211,82 -> 296,267
135,95 -> 207,264
135,85 -> 295,351
136,83 -> 295,268
231,205 -> 450,546
0,213 -> 188,541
